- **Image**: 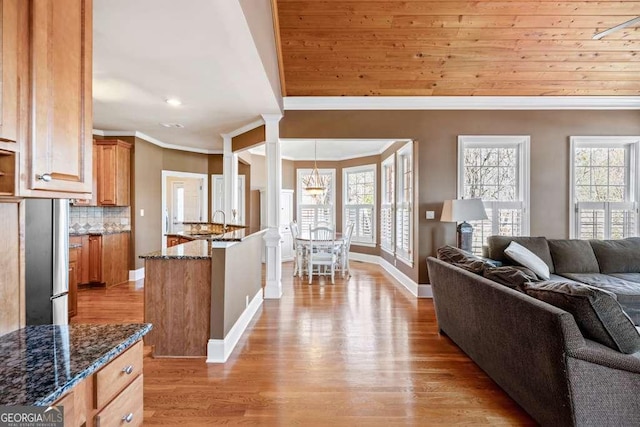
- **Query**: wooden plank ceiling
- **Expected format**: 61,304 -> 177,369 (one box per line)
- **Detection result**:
274,1 -> 640,96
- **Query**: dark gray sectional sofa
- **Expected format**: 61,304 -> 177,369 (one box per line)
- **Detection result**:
487,236 -> 640,324
427,236 -> 640,427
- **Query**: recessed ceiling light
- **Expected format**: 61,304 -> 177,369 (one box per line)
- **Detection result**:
159,123 -> 184,128
165,98 -> 182,107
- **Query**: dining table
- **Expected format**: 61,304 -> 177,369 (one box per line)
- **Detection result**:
294,232 -> 347,278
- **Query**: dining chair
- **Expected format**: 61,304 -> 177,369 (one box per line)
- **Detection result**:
289,221 -> 304,277
340,222 -> 355,278
307,226 -> 337,284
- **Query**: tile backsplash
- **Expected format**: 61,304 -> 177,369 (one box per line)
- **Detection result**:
70,206 -> 131,234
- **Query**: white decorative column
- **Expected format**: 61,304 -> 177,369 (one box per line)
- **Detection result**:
222,134 -> 239,223
262,113 -> 283,299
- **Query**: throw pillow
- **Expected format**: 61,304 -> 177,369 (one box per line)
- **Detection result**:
483,265 -> 539,289
437,245 -> 480,264
504,241 -> 551,280
437,245 -> 488,275
523,281 -> 640,354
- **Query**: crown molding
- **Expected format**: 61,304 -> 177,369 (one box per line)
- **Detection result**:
92,129 -> 223,155
283,96 -> 640,111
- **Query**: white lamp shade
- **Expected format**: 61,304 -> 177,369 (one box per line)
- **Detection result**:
441,198 -> 488,222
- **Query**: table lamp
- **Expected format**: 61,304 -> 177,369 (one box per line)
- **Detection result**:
440,198 -> 488,252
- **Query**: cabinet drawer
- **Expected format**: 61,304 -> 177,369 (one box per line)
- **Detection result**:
95,341 -> 142,408
53,390 -> 75,426
95,374 -> 143,427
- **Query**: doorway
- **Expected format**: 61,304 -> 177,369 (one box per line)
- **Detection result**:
162,171 -> 208,244
211,174 -> 246,225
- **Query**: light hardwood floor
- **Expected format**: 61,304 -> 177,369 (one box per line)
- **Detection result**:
72,261 -> 534,425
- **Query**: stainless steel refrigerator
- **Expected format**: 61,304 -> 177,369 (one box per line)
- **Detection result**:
25,198 -> 69,325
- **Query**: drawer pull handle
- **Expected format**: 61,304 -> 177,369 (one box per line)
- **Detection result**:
122,365 -> 134,375
36,173 -> 52,182
122,413 -> 134,423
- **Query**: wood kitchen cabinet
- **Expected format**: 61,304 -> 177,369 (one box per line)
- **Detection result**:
88,235 -> 102,284
19,0 -> 93,196
101,233 -> 130,287
0,200 -> 24,336
84,233 -> 129,287
68,247 -> 79,319
0,0 -> 19,145
69,235 -> 90,285
95,140 -> 131,206
0,0 -> 20,197
53,341 -> 144,427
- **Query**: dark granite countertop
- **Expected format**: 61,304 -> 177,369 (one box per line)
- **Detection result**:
0,323 -> 152,406
165,227 -> 262,242
141,228 -> 266,260
69,230 -> 131,236
140,240 -> 211,260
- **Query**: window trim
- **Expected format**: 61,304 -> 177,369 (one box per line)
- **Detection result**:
395,142 -> 414,266
380,154 -> 395,255
296,168 -> 336,232
569,136 -> 640,239
343,164 -> 377,246
457,135 -> 531,241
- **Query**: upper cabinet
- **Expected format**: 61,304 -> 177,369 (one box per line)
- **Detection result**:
96,139 -> 131,206
21,0 -> 93,195
0,0 -> 19,145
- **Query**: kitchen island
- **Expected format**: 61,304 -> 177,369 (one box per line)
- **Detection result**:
140,228 -> 265,362
0,323 -> 151,425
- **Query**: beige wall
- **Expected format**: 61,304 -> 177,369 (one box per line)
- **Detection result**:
248,153 -> 295,190
281,110 -> 640,283
126,137 -> 211,269
132,137 -> 163,269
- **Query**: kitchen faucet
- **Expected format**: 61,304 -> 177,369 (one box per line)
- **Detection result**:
213,210 -> 227,231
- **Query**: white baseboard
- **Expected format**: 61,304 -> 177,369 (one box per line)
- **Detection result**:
206,288 -> 263,363
129,268 -> 145,281
349,252 -> 432,299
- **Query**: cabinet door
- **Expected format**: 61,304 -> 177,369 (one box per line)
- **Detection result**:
97,144 -> 117,205
0,0 -> 18,143
88,235 -> 102,283
101,233 -> 129,287
97,142 -> 130,206
0,200 -> 23,335
68,252 -> 78,318
28,0 -> 92,193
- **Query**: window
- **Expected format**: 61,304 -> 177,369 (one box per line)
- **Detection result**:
458,136 -> 530,254
380,155 -> 395,253
343,165 -> 376,245
296,168 -> 336,233
570,136 -> 640,240
396,143 -> 413,264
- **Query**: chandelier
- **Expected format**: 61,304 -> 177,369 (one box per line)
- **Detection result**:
305,140 -> 326,196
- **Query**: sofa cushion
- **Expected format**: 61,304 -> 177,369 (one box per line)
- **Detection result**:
610,273 -> 640,284
504,242 -> 551,280
548,239 -> 600,274
483,265 -> 538,289
589,238 -> 640,274
523,281 -> 640,354
487,236 -> 555,273
436,245 -> 487,275
559,273 -> 640,325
